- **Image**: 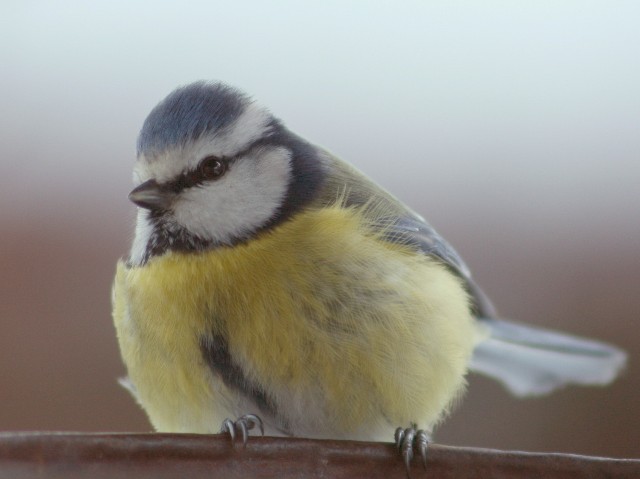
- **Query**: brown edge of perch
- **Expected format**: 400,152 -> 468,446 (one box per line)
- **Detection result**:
0,432 -> 638,479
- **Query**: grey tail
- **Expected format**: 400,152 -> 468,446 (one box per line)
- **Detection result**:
469,318 -> 627,397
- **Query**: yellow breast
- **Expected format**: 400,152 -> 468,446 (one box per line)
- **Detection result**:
112,205 -> 477,438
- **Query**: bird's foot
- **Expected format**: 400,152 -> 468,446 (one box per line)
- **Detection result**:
394,424 -> 430,475
220,413 -> 264,447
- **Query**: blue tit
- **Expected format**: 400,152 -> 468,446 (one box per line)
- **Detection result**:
112,81 -> 626,460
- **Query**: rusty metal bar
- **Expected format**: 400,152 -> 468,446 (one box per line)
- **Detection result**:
1,432 -> 638,478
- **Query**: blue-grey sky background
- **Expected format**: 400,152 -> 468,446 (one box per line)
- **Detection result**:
3,1 -> 639,240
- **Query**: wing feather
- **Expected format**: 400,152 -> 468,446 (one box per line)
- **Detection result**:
315,149 -> 496,318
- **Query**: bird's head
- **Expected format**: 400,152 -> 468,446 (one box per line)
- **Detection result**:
128,81 -> 324,265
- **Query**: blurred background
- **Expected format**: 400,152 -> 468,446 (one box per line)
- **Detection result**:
2,1 -> 638,458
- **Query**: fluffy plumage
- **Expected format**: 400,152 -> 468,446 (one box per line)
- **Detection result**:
113,81 -> 626,442
114,204 -> 477,437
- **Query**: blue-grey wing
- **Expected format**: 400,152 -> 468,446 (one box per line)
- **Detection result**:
378,214 -> 497,319
380,215 -> 471,278
317,150 -> 497,319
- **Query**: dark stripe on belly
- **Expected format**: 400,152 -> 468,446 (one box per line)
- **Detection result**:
199,333 -> 278,421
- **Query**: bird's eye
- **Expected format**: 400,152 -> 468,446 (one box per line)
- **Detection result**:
200,156 -> 227,180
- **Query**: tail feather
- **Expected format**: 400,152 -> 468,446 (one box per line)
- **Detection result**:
469,319 -> 627,397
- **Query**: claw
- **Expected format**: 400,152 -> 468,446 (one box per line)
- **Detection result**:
394,427 -> 405,450
393,425 -> 431,476
238,418 -> 249,446
401,427 -> 416,472
416,430 -> 429,469
220,418 -> 236,444
219,414 -> 264,447
240,413 -> 265,436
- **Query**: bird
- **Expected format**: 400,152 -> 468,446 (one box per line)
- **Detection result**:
112,81 -> 626,470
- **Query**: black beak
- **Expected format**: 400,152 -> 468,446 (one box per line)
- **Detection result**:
128,179 -> 173,210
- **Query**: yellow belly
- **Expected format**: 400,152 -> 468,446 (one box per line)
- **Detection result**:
112,205 -> 477,438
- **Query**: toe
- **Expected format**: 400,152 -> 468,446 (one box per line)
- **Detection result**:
219,414 -> 263,446
416,430 -> 429,468
220,418 -> 236,444
238,419 -> 249,447
240,413 -> 265,436
393,425 -> 431,476
400,427 -> 416,472
394,427 -> 405,450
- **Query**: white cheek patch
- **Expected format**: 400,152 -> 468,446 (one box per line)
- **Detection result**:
133,104 -> 273,186
172,147 -> 292,245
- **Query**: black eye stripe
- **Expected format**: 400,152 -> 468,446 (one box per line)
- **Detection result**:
164,133 -> 282,193
167,156 -> 231,192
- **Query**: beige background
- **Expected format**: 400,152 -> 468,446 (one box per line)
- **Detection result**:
2,2 -> 638,458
